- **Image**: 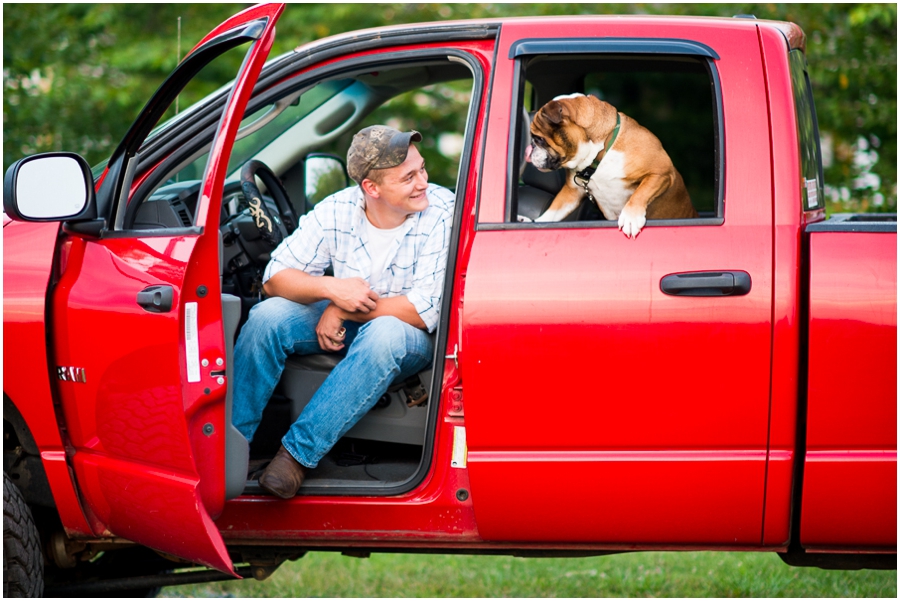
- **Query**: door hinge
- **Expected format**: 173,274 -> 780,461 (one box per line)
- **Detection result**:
445,343 -> 459,369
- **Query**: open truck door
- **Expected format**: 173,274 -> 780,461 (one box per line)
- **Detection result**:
6,4 -> 285,574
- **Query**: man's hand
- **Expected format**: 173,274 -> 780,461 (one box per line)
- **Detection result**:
263,270 -> 378,313
326,277 -> 379,313
263,269 -> 424,331
316,304 -> 348,352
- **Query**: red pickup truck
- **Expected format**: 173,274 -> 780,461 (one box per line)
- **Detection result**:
3,4 -> 896,595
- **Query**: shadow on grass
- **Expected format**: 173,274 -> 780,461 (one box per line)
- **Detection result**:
160,550 -> 897,597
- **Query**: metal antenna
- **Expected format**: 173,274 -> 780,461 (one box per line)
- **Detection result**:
176,16 -> 182,114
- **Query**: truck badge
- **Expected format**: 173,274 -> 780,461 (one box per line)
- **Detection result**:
57,366 -> 87,383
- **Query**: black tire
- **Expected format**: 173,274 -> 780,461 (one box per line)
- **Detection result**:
4,472 -> 44,597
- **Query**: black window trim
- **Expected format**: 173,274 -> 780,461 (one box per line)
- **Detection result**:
482,39 -> 726,231
509,37 -> 720,60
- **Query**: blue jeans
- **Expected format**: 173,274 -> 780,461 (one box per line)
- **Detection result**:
231,297 -> 434,469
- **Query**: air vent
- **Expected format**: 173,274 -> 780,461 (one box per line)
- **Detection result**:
170,199 -> 193,227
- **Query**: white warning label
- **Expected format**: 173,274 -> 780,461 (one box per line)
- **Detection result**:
806,178 -> 819,208
185,302 -> 201,383
451,426 -> 467,468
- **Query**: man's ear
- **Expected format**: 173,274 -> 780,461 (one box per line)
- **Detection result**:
360,178 -> 380,198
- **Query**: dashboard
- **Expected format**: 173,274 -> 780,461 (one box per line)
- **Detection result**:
133,178 -> 285,313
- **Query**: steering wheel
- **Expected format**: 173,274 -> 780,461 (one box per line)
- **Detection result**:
239,160 -> 299,248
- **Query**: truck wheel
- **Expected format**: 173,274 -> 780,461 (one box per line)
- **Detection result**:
4,472 -> 44,597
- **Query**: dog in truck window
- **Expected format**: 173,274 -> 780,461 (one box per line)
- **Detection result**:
526,93 -> 697,238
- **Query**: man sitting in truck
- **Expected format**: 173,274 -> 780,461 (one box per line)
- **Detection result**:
231,125 -> 455,499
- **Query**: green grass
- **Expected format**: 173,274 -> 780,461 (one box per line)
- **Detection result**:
161,551 -> 897,597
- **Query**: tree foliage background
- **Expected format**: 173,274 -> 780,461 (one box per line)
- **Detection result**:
4,3 -> 896,212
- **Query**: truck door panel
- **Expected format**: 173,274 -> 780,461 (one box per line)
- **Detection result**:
49,4 -> 284,573
463,226 -> 773,544
463,20 -> 774,545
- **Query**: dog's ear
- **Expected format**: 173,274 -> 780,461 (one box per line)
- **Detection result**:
573,95 -> 615,131
542,100 -> 567,125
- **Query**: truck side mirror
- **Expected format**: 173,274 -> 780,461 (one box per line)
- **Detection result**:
304,153 -> 349,213
3,152 -> 97,222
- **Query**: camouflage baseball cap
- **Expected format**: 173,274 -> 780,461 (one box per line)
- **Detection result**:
347,125 -> 422,184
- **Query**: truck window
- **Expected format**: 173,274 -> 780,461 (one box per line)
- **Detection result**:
508,53 -> 722,225
788,49 -> 825,212
127,60 -> 474,232
169,79 -> 354,185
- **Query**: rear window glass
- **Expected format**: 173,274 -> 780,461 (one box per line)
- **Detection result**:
789,49 -> 824,212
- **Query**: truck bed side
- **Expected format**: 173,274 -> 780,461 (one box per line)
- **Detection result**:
801,216 -> 897,551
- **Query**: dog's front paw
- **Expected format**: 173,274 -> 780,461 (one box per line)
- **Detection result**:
617,205 -> 647,239
535,207 -> 569,222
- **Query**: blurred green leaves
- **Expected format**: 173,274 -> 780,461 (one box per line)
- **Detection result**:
3,4 -> 237,163
324,80 -> 474,190
4,3 -> 895,211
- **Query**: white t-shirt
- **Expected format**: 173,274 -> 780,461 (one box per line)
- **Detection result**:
364,216 -> 405,289
264,183 -> 456,332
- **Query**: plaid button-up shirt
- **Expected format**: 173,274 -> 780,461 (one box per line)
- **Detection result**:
263,184 -> 455,333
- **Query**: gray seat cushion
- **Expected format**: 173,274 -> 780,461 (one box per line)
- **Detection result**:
280,354 -> 430,446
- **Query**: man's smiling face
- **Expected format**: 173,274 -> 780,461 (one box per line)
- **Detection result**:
365,144 -> 429,223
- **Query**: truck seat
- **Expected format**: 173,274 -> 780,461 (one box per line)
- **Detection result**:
517,163 -> 566,220
278,353 -> 431,447
223,293 -> 250,499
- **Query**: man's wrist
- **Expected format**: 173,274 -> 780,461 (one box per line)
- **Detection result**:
318,276 -> 337,304
326,302 -> 349,321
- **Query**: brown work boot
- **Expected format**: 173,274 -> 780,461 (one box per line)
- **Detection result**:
258,445 -> 308,499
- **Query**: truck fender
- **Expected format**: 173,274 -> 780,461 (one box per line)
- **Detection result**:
3,395 -> 55,508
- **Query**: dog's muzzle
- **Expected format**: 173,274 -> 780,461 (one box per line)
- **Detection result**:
529,145 -> 560,172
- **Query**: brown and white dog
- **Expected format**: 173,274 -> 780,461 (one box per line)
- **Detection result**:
526,93 -> 697,238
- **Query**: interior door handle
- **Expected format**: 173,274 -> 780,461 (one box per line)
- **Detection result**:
137,285 -> 174,313
660,271 -> 751,297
